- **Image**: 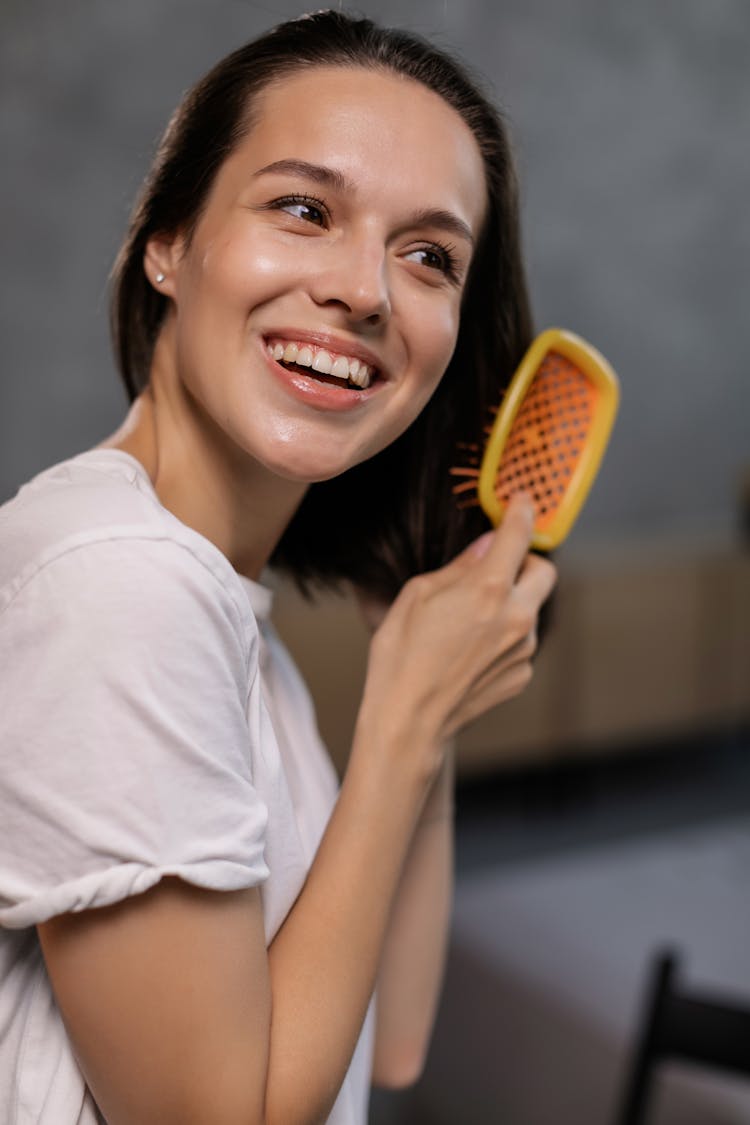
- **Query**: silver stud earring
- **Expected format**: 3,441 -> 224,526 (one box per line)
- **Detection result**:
155,272 -> 165,284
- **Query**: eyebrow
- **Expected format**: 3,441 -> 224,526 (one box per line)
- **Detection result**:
253,158 -> 475,246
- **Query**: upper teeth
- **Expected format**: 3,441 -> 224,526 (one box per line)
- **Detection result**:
267,339 -> 374,388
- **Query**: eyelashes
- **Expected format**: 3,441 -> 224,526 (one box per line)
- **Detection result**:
265,193 -> 463,282
270,193 -> 329,227
408,242 -> 460,281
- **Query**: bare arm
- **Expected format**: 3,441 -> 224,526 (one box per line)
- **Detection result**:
368,578 -> 544,1085
40,719 -> 432,1125
38,496 -> 556,1125
371,745 -> 455,1087
38,881 -> 272,1125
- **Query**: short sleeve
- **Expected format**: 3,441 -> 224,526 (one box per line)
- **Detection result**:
0,533 -> 270,929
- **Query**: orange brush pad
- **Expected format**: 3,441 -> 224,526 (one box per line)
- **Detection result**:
451,328 -> 620,550
493,350 -> 598,537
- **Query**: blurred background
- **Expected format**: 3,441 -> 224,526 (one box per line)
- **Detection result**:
2,1 -> 748,1122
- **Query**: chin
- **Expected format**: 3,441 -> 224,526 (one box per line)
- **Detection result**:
255,447 -> 353,484
275,460 -> 356,485
254,434 -> 375,484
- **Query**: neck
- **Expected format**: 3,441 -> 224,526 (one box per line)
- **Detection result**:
100,327 -> 308,580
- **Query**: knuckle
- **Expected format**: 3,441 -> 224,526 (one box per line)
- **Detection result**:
403,572 -> 431,603
517,661 -> 534,690
512,604 -> 536,639
505,661 -> 534,702
539,556 -> 558,590
463,574 -> 502,624
529,552 -> 557,582
478,570 -> 509,600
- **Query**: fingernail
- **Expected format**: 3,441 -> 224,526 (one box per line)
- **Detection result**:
470,531 -> 494,559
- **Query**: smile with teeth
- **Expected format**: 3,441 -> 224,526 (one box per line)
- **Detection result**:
266,338 -> 375,389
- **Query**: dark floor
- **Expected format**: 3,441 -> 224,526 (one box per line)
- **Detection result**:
369,723 -> 750,1124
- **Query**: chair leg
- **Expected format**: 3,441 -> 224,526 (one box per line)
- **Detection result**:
615,952 -> 677,1125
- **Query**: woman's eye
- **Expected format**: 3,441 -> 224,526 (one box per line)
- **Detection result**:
406,244 -> 459,279
275,196 -> 327,226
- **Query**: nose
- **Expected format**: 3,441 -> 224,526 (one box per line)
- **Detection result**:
308,232 -> 391,326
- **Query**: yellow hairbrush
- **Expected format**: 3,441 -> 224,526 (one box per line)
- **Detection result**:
451,328 -> 620,550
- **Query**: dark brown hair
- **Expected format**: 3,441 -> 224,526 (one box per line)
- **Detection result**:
110,10 -> 533,602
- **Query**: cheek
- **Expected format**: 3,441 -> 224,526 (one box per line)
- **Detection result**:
381,305 -> 461,446
414,301 -> 461,388
189,228 -> 303,310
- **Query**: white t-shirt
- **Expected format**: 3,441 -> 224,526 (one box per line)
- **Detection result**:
0,449 -> 374,1125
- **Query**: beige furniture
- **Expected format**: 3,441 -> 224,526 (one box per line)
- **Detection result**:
272,535 -> 749,777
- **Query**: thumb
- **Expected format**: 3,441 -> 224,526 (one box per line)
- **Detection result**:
450,493 -> 535,572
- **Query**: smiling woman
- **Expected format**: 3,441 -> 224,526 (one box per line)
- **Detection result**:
0,11 -> 556,1125
125,63 -> 485,542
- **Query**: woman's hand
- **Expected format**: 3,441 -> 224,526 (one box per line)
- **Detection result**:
357,494 -> 557,759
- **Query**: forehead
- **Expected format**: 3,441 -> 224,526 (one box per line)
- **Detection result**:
226,65 -> 487,232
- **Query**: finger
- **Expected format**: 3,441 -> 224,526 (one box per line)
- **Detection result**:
466,629 -> 537,695
477,492 -> 536,586
420,495 -> 535,598
500,627 -> 539,667
514,552 -> 558,605
446,657 -> 535,736
456,651 -> 533,719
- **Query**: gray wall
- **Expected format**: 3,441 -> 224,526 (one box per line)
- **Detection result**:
2,0 -> 748,541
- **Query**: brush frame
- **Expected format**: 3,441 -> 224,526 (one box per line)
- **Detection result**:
477,328 -> 620,550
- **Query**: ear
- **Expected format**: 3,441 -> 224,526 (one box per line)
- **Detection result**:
143,233 -> 184,298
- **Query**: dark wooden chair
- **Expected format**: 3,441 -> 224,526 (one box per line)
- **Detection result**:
616,949 -> 750,1125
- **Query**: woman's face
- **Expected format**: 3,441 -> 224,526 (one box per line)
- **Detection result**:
149,65 -> 487,482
